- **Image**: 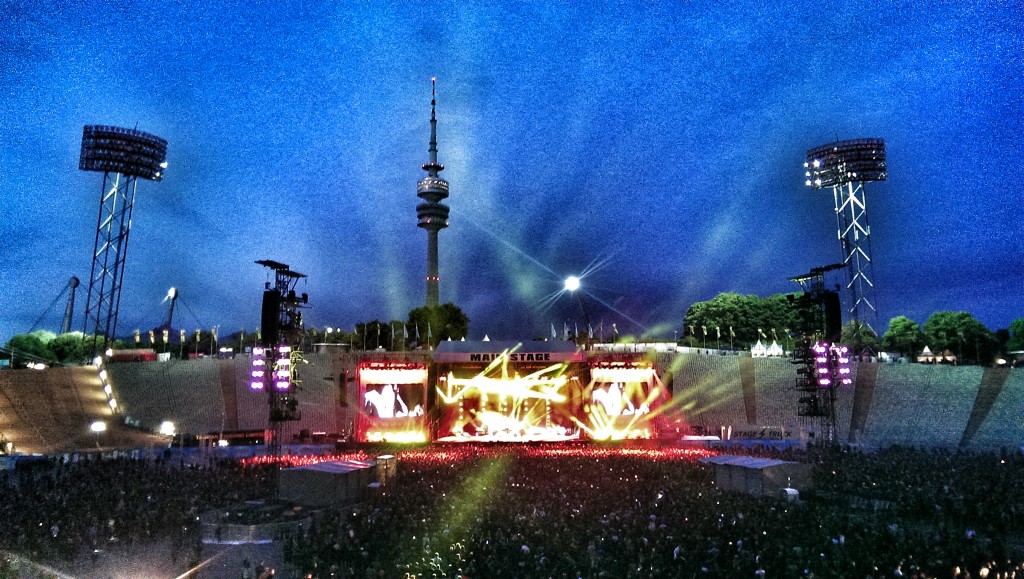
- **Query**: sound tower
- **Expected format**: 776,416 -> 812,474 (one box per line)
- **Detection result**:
260,290 -> 280,346
823,290 -> 842,342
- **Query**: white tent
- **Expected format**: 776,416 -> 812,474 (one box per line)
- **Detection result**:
751,340 -> 768,358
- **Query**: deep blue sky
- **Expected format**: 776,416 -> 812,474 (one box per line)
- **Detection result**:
1,1 -> 1021,343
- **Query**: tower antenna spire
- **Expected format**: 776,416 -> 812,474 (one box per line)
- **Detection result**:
428,77 -> 439,174
417,77 -> 450,309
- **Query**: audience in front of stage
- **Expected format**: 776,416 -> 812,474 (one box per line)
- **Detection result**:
0,455 -> 273,567
1,444 -> 1021,579
281,444 -> 1024,579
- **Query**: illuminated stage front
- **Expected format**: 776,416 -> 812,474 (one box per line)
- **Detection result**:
355,341 -> 670,443
435,343 -> 581,442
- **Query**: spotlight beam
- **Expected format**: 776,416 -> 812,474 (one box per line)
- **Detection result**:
463,216 -> 559,277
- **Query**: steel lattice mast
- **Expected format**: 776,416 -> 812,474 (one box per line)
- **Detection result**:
805,139 -> 886,333
416,78 -> 450,308
79,126 -> 167,354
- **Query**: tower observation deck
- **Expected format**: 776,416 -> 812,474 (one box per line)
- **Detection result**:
417,78 -> 450,308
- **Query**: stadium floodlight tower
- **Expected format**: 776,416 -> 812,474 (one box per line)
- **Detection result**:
79,125 -> 168,354
805,139 -> 886,334
416,78 -> 450,308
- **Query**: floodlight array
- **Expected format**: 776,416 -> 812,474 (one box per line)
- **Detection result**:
835,344 -> 853,386
814,342 -> 832,387
812,342 -> 854,388
250,347 -> 267,390
804,139 -> 886,189
79,125 -> 168,181
275,345 -> 292,390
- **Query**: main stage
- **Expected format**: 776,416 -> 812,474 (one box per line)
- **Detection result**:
356,340 -> 670,444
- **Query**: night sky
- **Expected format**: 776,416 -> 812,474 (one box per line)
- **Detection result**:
2,1 -> 1021,344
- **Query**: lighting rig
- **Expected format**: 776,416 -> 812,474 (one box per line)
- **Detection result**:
788,264 -> 846,444
253,259 -> 308,453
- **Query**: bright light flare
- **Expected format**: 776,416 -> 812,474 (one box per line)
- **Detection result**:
360,367 -> 428,384
564,275 -> 580,292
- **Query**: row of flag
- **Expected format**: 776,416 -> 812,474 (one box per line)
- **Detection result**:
685,326 -> 790,339
134,328 -> 224,344
549,321 -> 618,341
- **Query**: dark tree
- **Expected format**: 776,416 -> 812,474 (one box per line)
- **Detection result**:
407,303 -> 469,349
1005,318 -> 1024,352
841,320 -> 880,354
923,311 -> 997,365
684,292 -> 799,348
881,316 -> 926,358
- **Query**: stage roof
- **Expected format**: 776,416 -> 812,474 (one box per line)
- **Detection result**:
433,340 -> 584,363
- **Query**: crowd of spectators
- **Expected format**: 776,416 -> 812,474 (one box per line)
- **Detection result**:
282,443 -> 1024,578
1,444 -> 1022,578
0,453 -> 274,574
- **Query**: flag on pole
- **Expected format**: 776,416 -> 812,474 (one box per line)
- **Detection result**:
148,330 -> 155,344
772,328 -> 778,339
180,329 -> 186,343
729,326 -> 735,338
701,325 -> 707,336
716,326 -> 721,339
588,323 -> 594,339
551,323 -> 557,339
403,324 -> 408,339
688,325 -> 695,336
563,322 -> 569,341
134,329 -> 140,344
162,329 -> 169,343
574,322 -> 579,338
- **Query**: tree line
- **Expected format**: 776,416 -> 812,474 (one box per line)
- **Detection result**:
4,297 -> 1020,367
682,292 -> 1023,365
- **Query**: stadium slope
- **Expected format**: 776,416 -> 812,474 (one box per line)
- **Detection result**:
1,353 -> 1021,455
0,366 -> 165,454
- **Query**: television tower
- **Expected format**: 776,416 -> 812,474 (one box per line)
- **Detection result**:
416,78 -> 449,307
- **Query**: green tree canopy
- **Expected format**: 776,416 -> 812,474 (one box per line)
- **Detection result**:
408,303 -> 469,349
683,292 -> 800,347
841,320 -> 880,353
1006,318 -> 1024,352
353,320 -> 394,351
48,332 -> 90,364
923,311 -> 997,365
4,332 -> 54,367
881,316 -> 926,358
